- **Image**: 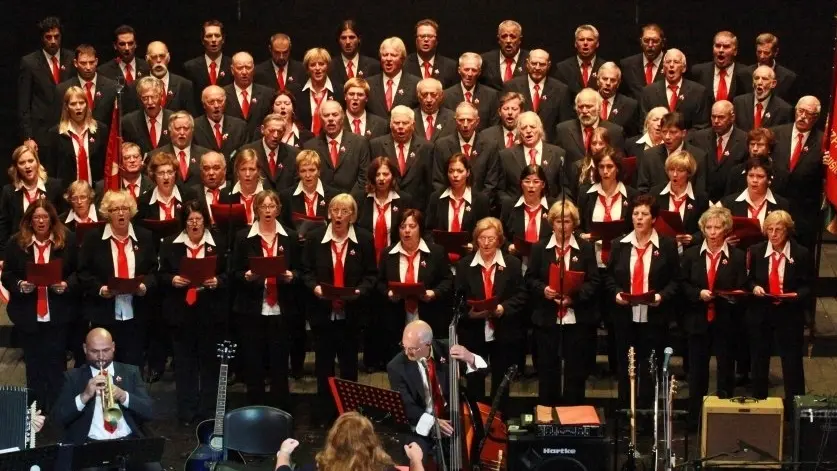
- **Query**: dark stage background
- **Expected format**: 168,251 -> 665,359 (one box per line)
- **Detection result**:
0,0 -> 833,170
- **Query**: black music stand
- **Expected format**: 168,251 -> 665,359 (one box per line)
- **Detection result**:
0,444 -> 61,471
328,377 -> 409,426
70,437 -> 165,471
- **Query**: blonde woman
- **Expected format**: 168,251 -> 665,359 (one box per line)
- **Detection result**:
47,86 -> 108,189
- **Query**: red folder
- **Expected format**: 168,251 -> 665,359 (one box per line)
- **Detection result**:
619,290 -> 657,305
432,230 -> 471,255
732,217 -> 764,247
714,289 -> 748,298
140,219 -> 181,238
548,266 -> 586,296
388,282 -> 426,297
654,210 -> 686,237
74,221 -> 106,244
179,256 -> 217,285
26,260 -> 63,286
249,256 -> 287,277
622,156 -> 638,183
211,204 -> 247,226
589,220 -> 625,242
467,297 -> 499,312
321,283 -> 357,300
765,292 -> 798,300
292,212 -> 327,236
108,276 -> 144,294
513,236 -> 534,257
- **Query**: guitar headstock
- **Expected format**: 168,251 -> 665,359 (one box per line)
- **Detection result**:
628,346 -> 636,380
668,377 -> 678,404
649,349 -> 657,376
217,340 -> 237,363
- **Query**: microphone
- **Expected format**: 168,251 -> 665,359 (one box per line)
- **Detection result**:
662,347 -> 673,373
737,439 -> 777,461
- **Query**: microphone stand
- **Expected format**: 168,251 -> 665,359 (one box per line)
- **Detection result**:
557,184 -> 567,399
419,357 -> 448,471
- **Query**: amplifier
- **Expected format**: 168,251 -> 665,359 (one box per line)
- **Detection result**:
701,396 -> 784,468
506,432 -> 611,471
794,395 -> 837,470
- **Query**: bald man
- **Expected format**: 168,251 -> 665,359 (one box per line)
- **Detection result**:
144,41 -> 196,115
387,320 -> 486,459
640,48 -> 711,130
732,65 -> 793,131
53,328 -> 157,467
224,52 -> 275,137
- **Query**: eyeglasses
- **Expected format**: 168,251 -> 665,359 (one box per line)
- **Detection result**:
31,215 -> 50,221
108,207 -> 131,214
330,208 -> 352,217
155,170 -> 175,177
69,195 -> 90,203
259,204 -> 278,211
417,34 -> 437,40
399,342 -> 428,354
186,218 -> 204,225
478,236 -> 498,244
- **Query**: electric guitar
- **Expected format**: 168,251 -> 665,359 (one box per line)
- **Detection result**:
184,340 -> 243,470
621,346 -> 648,471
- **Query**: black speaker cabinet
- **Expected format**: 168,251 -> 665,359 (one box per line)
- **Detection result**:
794,396 -> 837,470
506,432 -> 611,471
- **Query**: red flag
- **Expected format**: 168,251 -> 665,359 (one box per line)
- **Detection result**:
103,98 -> 122,192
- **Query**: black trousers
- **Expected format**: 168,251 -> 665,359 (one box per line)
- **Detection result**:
614,321 -> 666,409
687,323 -> 736,422
145,300 -> 170,374
536,323 -> 597,406
239,314 -> 291,410
170,319 -> 220,421
20,322 -> 67,413
732,308 -> 751,377
750,317 -> 805,407
362,293 -> 390,370
93,319 -> 146,367
459,330 -> 520,415
68,317 -> 90,367
313,320 -> 359,418
597,271 -> 618,373
289,292 -> 309,376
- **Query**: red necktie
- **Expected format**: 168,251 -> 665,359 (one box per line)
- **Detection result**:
24,188 -> 41,206
70,131 -> 90,183
528,148 -> 537,166
158,199 -> 176,220
716,135 -> 724,162
645,61 -> 654,85
329,139 -> 339,167
481,264 -> 496,328
749,199 -> 767,220
124,63 -> 134,85
101,367 -> 117,433
240,90 -> 250,119
178,151 -> 188,180
425,115 -> 434,141
385,79 -> 394,111
261,236 -> 279,306
113,237 -> 130,278
268,150 -> 277,178
160,84 -> 167,107
346,61 -> 354,79
465,91 -> 472,103
524,205 -> 540,242
790,133 -> 804,171
705,250 -> 722,322
716,68 -> 728,102
209,62 -> 217,85
668,85 -> 679,111
304,193 -> 317,217
598,193 -> 620,263
397,143 -> 406,176
450,198 -> 464,232
127,183 -> 138,200
506,131 -> 515,148
213,122 -> 223,149
554,245 -> 569,318
311,90 -> 325,135
403,250 -> 419,313
241,194 -> 255,224
581,62 -> 591,87
503,58 -> 514,82
50,56 -> 60,84
425,357 -> 446,418
601,99 -> 609,121
84,82 -> 94,109
769,252 -> 783,294
331,240 -> 347,311
276,67 -> 285,90
423,62 -> 432,79
462,143 -> 471,158
210,188 -> 220,205
532,83 -> 541,113
670,194 -> 687,216
374,202 -> 391,263
754,102 -> 764,128
352,118 -> 362,135
583,126 -> 593,153
631,243 -> 651,294
149,118 -> 158,149
185,244 -> 203,306
34,241 -> 50,318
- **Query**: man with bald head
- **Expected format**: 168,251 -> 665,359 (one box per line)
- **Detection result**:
387,320 -> 486,458
193,85 -> 249,163
596,62 -> 640,137
555,87 -> 626,165
732,65 -> 793,131
366,37 -> 421,117
690,31 -> 749,102
145,41 -> 196,115
53,328 -> 157,464
414,78 -> 455,143
552,24 -> 608,94
443,52 -> 500,132
686,100 -> 748,202
254,33 -> 307,91
224,52 -> 274,137
480,20 -> 529,90
503,49 -> 573,143
640,48 -> 711,130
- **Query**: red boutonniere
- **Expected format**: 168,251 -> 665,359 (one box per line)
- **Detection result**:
686,203 -> 693,210
409,152 -> 416,158
788,257 -> 795,264
162,129 -> 168,135
623,199 -> 628,206
465,205 -> 471,211
288,76 -> 294,82
721,258 -> 728,265
474,98 -> 480,104
358,70 -> 364,77
278,245 -> 284,252
95,91 -> 102,98
365,129 -> 372,136
167,89 -> 174,97
219,70 -> 226,78
319,200 -> 326,206
516,66 -> 523,73
132,244 -> 140,251
439,356 -> 447,364
541,95 -> 548,100
250,97 -> 258,104
340,146 -> 346,152
764,112 -> 771,119
612,108 -> 619,115
191,157 -> 196,163
349,249 -> 356,256
392,206 -> 399,212
175,202 -> 182,210
435,123 -> 443,130
653,249 -> 660,257
542,160 -> 549,166
89,136 -> 96,144
206,245 -> 213,253
222,133 -> 229,141
542,212 -> 548,219
571,255 -> 579,262
115,376 -> 122,383
397,89 -> 405,95
60,64 -> 66,71
803,146 -> 809,152
678,94 -> 685,100
277,163 -> 284,170
472,150 -> 478,156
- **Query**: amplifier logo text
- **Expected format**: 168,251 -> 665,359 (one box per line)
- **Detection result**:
543,448 -> 577,455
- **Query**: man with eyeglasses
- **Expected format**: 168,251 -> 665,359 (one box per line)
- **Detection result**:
121,76 -> 172,154
342,77 -> 389,140
148,111 -> 209,186
94,142 -> 154,204
387,320 -> 486,464
619,24 -> 666,100
404,19 -> 458,89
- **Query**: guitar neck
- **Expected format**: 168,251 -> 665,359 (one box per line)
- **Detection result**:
212,364 -> 229,436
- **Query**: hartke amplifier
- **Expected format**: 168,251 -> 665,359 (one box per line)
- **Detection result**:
793,395 -> 837,470
701,396 -> 784,468
506,432 -> 612,471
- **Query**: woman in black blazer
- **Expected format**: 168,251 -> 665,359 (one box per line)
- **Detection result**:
649,150 -> 709,250
747,210 -> 811,411
45,86 -> 108,191
223,148 -> 266,226
136,152 -> 194,224
158,200 -> 226,423
272,90 -> 316,146
1,199 -> 77,412
680,207 -> 747,426
455,217 -> 527,412
720,155 -> 791,239
605,194 -> 680,408
525,199 -> 599,406
0,145 -> 65,261
77,189 -> 157,367
502,164 -> 554,258
292,48 -> 344,135
301,193 -> 378,422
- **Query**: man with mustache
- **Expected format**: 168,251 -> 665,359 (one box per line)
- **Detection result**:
94,142 -> 154,203
254,33 -> 307,92
224,52 -> 274,138
121,76 -> 172,154
237,114 -> 299,192
686,100 -> 748,203
555,88 -> 626,166
329,20 -> 381,90
480,20 -> 528,90
366,37 -> 421,117
98,24 -> 150,89
640,48 -> 711,130
443,52 -> 500,132
637,111 -> 708,194
144,41 -> 196,116
404,19 -> 458,88
619,24 -> 666,100
690,31 -> 749,102
552,24 -> 608,95
55,44 -> 119,125
182,19 -> 234,105
732,65 -> 793,131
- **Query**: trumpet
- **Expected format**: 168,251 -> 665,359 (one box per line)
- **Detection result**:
98,361 -> 123,426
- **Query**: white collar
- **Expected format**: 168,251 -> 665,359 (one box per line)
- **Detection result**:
735,188 -> 777,205
293,179 -> 325,197
366,190 -> 400,205
383,70 -> 403,85
44,50 -> 60,63
89,362 -> 115,377
204,54 -> 222,67
28,234 -> 55,247
205,181 -> 227,192
717,126 -> 733,141
620,230 -> 660,248
458,133 -> 476,147
321,224 -> 358,244
418,55 -> 436,67
302,77 -> 335,93
470,250 -> 507,268
149,186 -> 182,204
173,230 -> 216,247
577,55 -> 597,67
389,239 -> 431,255
17,179 -> 47,193
587,181 -> 628,197
325,130 -> 344,145
247,220 -> 289,238
643,53 -> 662,67
523,140 -> 544,155
700,240 -> 730,258
65,204 -> 99,223
440,186 -> 472,204
636,132 -> 655,146
764,241 -> 792,259
347,110 -> 367,122
546,233 -> 580,250
666,78 -> 684,90
234,83 -> 253,96
792,126 -> 811,139
78,75 -> 97,88
527,75 -> 545,88
660,182 -> 695,200
394,138 -> 412,150
514,195 -> 549,209
715,63 -> 735,76
342,54 -> 357,66
102,223 -> 137,241
501,51 -> 520,65
232,180 -> 264,195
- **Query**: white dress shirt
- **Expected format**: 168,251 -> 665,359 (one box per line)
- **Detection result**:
321,224 -> 359,320
643,54 -> 663,82
764,241 -> 792,292
18,179 -> 47,214
28,235 -> 54,322
102,224 -> 138,321
367,191 -> 400,247
440,187 -> 472,231
414,349 -> 488,436
65,204 -> 99,224
665,78 -> 684,102
713,64 -> 735,97
75,362 -> 132,440
247,222 -> 289,316
588,182 -> 628,267
522,141 -> 545,166
470,250 -> 507,342
789,126 -> 811,159
545,234 -> 581,324
148,186 -> 183,220
389,239 -> 431,323
621,230 -> 661,323
145,113 -> 162,144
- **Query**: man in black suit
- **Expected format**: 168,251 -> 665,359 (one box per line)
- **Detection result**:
480,20 -> 528,90
182,19 -> 233,107
443,52 -> 500,132
366,37 -> 421,117
503,49 -> 573,143
193,85 -> 249,164
303,101 -> 370,196
414,78 -> 455,144
56,45 -> 119,125
53,328 -> 158,470
387,320 -> 486,458
193,151 -> 228,217
733,65 -> 793,131
330,19 -> 381,88
690,31 -> 749,103
640,48 -> 711,131
95,142 -> 154,203
638,112 -> 708,194
404,19 -> 458,88
148,111 -> 208,187
597,62 -> 640,137
687,100 -> 748,202
552,24 -> 607,95
121,76 -> 171,154
254,33 -> 307,92
238,114 -> 299,192
225,52 -> 274,138
97,25 -> 150,87
19,16 -> 74,153
619,23 -> 665,100
479,91 -> 525,151
751,33 -> 798,102
370,106 -> 433,211
144,41 -> 196,115
343,77 -> 389,139
555,88 -> 626,165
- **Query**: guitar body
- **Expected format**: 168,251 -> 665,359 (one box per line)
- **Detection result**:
184,419 -> 244,470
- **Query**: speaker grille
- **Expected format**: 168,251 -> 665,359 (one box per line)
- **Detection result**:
704,412 -> 783,466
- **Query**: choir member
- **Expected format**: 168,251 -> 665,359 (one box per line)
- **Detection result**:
680,206 -> 747,426
650,151 -> 709,250
61,180 -> 98,229
329,19 -> 381,88
46,86 -> 107,188
292,48 -> 342,136
624,106 -> 667,164
77,189 -> 157,367
158,201 -> 225,424
525,199 -> 599,405
136,152 -> 192,225
94,141 -> 154,203
271,90 -> 316,147
228,148 -> 265,225
724,128 -> 787,196
573,126 -> 615,193
232,190 -> 299,409
2,199 -> 77,412
503,165 -> 554,258
720,155 -> 790,239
